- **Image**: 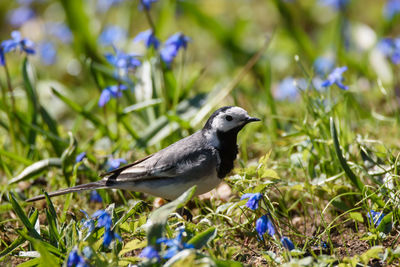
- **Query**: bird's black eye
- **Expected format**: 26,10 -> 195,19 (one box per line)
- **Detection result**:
225,115 -> 233,121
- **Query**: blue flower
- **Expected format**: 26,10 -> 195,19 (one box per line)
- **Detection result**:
67,248 -> 88,267
367,210 -> 385,227
241,193 -> 263,210
103,228 -> 122,247
378,37 -> 400,65
157,229 -> 195,259
47,22 -> 73,44
139,246 -> 160,260
75,152 -> 87,163
321,66 -> 348,90
319,0 -> 349,10
0,48 -> 5,66
90,191 -> 103,203
106,157 -> 127,171
2,31 -> 35,55
255,215 -> 275,239
99,25 -> 127,46
384,0 -> 400,20
105,47 -> 141,78
39,41 -> 57,65
98,85 -> 128,107
160,33 -> 190,65
7,6 -> 35,27
314,57 -> 335,77
133,29 -> 160,49
281,236 -> 295,250
275,77 -> 299,101
140,0 -> 158,10
92,210 -> 112,230
80,210 -> 95,237
91,209 -> 121,246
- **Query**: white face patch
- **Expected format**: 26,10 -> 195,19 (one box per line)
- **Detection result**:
210,107 -> 250,132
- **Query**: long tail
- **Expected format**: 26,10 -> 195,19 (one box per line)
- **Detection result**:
26,180 -> 107,202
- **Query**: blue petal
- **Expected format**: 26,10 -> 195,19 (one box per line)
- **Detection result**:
281,236 -> 295,250
75,152 -> 86,163
98,89 -> 111,107
163,246 -> 179,259
139,246 -> 160,260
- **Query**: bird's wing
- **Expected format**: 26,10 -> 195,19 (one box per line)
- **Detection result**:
104,133 -> 218,183
99,154 -> 154,177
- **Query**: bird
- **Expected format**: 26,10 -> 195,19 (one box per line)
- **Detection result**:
26,106 -> 260,202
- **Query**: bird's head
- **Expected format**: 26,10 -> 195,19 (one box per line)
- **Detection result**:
203,106 -> 260,133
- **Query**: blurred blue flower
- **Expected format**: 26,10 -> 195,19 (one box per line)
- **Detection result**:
2,31 -> 35,55
160,33 -> 190,65
384,0 -> 400,20
90,191 -> 103,203
7,6 -> 35,27
97,0 -> 125,13
255,215 -> 275,239
75,152 -> 87,163
0,48 -> 5,66
105,47 -> 141,78
140,246 -> 160,260
99,25 -> 127,46
314,57 -> 335,76
281,236 -> 295,250
47,22 -> 73,44
67,248 -> 88,267
378,37 -> 400,65
157,229 -> 194,259
241,193 -> 263,210
107,157 -> 127,171
39,41 -> 57,65
140,0 -> 159,10
319,0 -> 349,10
367,210 -> 385,227
321,66 -> 348,90
275,77 -> 298,101
133,29 -> 160,49
98,85 -> 128,107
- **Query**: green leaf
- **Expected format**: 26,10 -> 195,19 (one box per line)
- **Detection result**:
39,106 -> 64,156
22,58 -> 39,157
0,148 -> 33,165
360,246 -> 384,264
113,200 -> 143,230
118,239 -> 146,257
44,192 -> 65,250
349,212 -> 364,223
188,227 -> 217,249
15,258 -> 41,267
8,192 -> 42,240
214,259 -> 243,267
330,118 -> 384,208
8,158 -> 62,184
146,186 -> 197,246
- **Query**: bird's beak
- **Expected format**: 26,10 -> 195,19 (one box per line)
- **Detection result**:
246,117 -> 261,123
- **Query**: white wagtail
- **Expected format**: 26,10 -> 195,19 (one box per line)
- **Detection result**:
26,106 -> 260,202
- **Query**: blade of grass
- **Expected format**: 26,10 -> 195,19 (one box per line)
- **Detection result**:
330,118 -> 384,208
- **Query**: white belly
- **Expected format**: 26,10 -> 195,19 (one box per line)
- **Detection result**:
127,173 -> 222,200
